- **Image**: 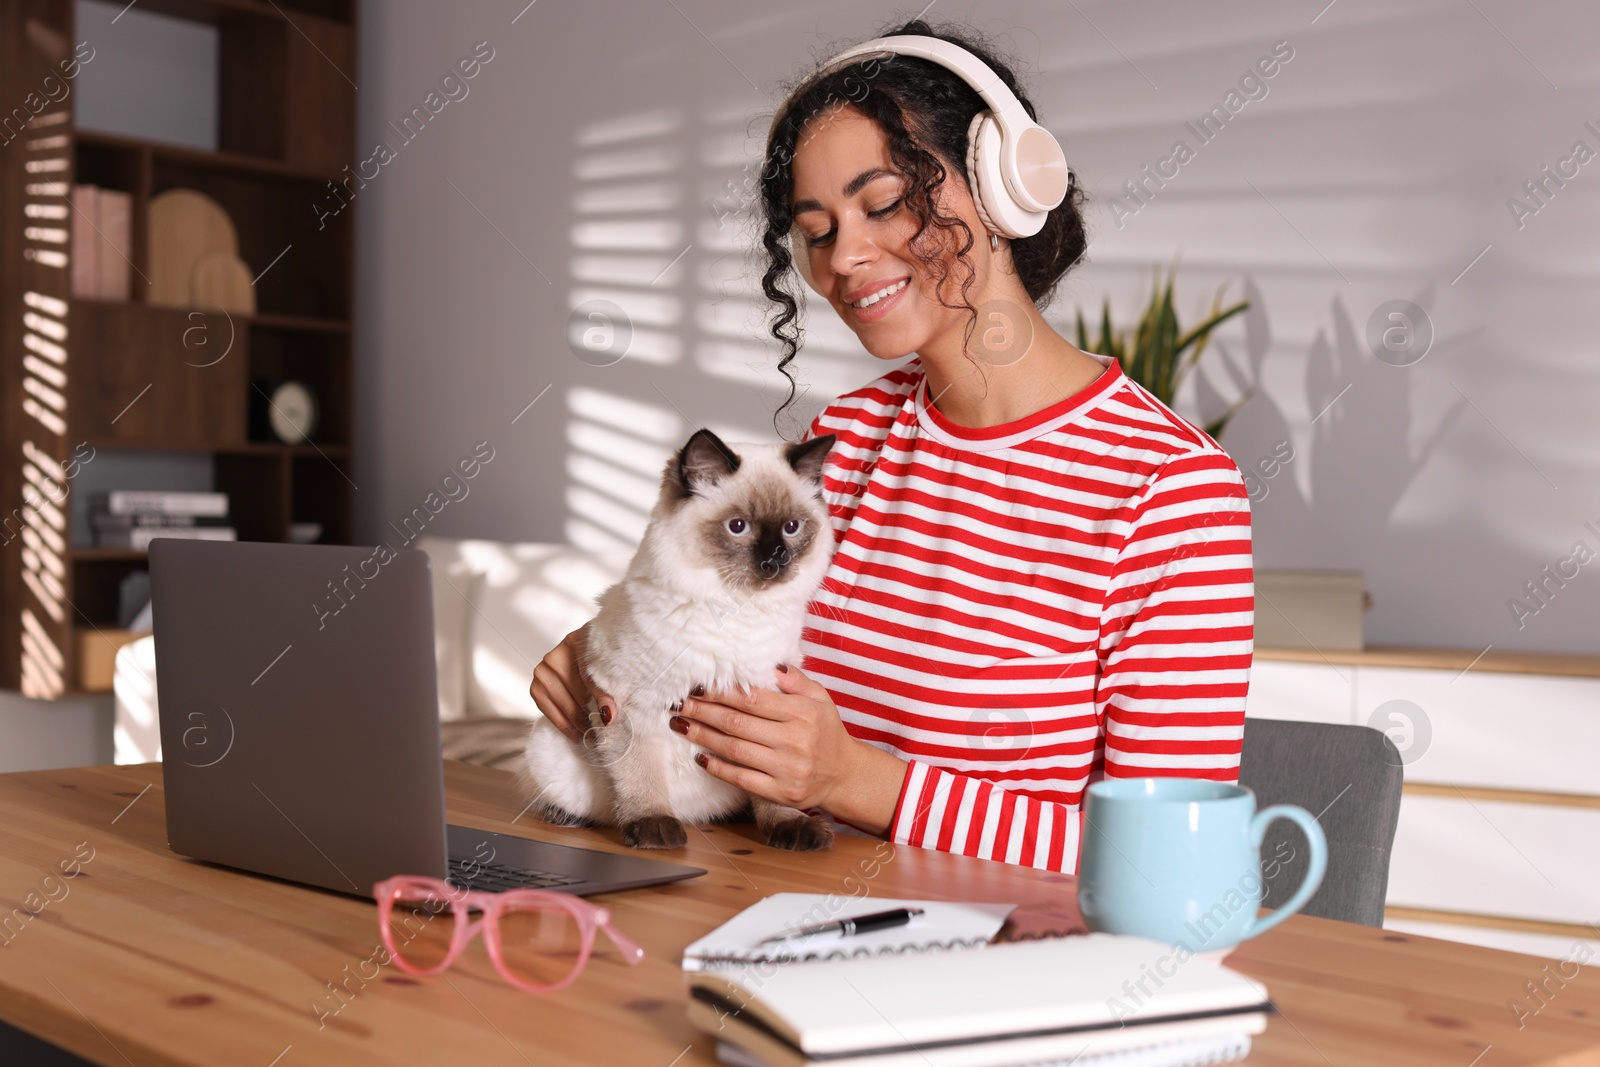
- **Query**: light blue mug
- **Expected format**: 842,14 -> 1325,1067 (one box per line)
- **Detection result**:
1077,778 -> 1328,953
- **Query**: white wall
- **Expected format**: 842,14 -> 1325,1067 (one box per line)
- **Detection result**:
352,0 -> 1600,656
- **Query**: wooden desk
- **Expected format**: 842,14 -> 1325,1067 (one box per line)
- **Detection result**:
2,761 -> 1597,1067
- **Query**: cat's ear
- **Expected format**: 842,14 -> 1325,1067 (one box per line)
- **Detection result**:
673,429 -> 741,497
785,433 -> 835,484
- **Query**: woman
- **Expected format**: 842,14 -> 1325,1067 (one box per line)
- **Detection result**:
530,19 -> 1253,873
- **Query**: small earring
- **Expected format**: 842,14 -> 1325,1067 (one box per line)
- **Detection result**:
989,233 -> 1000,252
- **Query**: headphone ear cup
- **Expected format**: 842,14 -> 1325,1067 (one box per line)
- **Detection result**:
965,111 -> 1048,240
965,112 -> 1003,238
789,228 -> 820,294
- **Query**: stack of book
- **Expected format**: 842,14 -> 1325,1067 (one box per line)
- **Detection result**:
684,896 -> 1270,1067
92,491 -> 236,551
70,185 -> 133,301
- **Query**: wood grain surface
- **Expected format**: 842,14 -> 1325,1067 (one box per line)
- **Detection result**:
1,760 -> 1596,1067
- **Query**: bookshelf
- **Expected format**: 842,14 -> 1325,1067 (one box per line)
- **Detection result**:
1,0 -> 359,697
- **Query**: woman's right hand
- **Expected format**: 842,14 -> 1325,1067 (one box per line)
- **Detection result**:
529,623 -> 610,744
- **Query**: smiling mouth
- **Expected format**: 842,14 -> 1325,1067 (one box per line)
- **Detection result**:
849,279 -> 908,309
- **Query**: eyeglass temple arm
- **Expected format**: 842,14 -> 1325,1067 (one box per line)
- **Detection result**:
599,918 -> 646,965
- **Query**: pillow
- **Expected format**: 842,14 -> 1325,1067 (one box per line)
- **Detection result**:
113,634 -> 161,764
411,536 -> 627,720
431,559 -> 485,722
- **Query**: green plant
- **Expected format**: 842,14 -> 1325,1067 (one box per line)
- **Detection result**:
1074,259 -> 1251,442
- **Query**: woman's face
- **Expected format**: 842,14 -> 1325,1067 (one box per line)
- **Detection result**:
789,105 -> 982,361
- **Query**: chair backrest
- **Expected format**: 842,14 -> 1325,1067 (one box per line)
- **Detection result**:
1238,719 -> 1404,927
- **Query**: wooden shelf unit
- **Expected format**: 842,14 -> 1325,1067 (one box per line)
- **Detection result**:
1,0 -> 360,697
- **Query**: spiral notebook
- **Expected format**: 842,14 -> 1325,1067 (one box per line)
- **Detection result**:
715,1034 -> 1253,1067
681,894 -> 1016,972
686,934 -> 1271,1067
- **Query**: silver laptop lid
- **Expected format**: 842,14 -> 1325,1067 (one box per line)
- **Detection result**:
149,539 -> 448,897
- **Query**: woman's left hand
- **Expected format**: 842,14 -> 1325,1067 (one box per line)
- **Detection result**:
671,664 -> 858,813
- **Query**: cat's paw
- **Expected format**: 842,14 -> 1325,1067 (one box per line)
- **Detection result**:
622,814 -> 688,850
534,802 -> 595,829
764,815 -> 834,852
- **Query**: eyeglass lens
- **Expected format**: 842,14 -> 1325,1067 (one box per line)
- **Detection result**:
495,900 -> 586,987
386,885 -> 458,970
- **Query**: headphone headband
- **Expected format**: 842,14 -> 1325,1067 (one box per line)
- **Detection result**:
814,35 -> 1037,141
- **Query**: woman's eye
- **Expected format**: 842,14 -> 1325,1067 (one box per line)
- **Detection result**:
867,198 -> 902,218
782,520 -> 802,536
804,230 -> 833,248
726,518 -> 748,535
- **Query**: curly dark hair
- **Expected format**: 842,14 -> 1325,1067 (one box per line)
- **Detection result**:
758,16 -> 1089,433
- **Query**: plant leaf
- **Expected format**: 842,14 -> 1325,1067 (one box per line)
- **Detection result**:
1203,386 -> 1256,444
1101,297 -> 1121,368
1156,269 -> 1179,402
1173,286 -> 1249,397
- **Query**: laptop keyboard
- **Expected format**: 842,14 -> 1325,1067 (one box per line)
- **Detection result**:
447,861 -> 585,893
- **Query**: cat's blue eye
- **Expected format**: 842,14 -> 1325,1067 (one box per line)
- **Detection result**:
725,518 -> 748,536
782,520 -> 802,536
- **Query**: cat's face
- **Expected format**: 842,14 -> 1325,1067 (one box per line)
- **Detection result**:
655,430 -> 836,592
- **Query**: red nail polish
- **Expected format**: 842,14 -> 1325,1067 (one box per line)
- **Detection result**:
690,685 -> 705,697
776,663 -> 789,674
669,715 -> 689,735
600,703 -> 614,725
694,752 -> 709,768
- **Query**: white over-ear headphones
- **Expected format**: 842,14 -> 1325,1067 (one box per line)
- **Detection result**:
785,34 -> 1071,291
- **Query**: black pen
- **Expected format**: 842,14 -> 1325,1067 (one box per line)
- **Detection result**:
757,906 -> 925,945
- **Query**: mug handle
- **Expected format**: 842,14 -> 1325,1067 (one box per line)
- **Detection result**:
1242,805 -> 1329,940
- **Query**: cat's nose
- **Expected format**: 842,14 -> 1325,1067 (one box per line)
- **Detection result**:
758,544 -> 790,577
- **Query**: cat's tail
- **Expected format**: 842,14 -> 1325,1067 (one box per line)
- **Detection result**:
519,717 -> 618,827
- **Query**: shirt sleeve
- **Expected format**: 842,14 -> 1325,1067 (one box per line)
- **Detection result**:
1096,450 -> 1254,779
884,450 -> 1254,872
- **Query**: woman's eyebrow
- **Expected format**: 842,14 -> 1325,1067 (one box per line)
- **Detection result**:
792,167 -> 899,215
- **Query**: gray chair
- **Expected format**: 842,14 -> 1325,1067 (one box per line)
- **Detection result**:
1238,719 -> 1404,927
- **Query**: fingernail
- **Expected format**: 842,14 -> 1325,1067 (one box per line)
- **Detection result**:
690,685 -> 705,697
600,703 -> 614,725
670,700 -> 682,712
694,752 -> 709,768
776,663 -> 789,674
669,715 -> 690,735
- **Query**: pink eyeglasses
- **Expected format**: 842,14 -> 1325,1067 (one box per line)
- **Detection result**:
374,875 -> 645,993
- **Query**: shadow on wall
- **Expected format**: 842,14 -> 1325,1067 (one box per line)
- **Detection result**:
558,105 -> 884,554
1200,273 -> 1590,653
1206,275 -> 1466,557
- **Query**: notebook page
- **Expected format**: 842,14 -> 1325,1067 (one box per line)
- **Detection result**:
683,893 -> 1015,969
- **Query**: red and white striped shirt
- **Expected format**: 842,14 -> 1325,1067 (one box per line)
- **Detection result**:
799,352 -> 1254,873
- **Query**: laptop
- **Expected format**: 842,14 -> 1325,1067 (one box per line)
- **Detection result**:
148,539 -> 706,899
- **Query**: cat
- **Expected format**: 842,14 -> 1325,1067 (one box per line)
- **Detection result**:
519,428 -> 838,851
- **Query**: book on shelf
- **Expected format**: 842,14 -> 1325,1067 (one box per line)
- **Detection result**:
93,513 -> 233,532
90,490 -> 233,550
69,185 -> 132,302
97,527 -> 238,551
92,490 -> 229,518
